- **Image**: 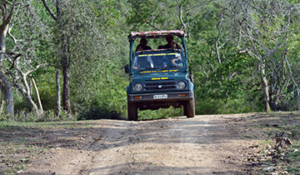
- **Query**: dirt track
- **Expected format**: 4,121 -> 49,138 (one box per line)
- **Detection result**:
19,114 -> 260,175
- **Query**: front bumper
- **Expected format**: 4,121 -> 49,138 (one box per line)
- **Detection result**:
128,91 -> 194,103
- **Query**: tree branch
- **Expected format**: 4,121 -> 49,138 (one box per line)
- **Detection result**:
239,48 -> 252,57
13,81 -> 26,97
0,4 -> 6,21
4,0 -> 17,25
7,25 -> 21,52
179,3 -> 186,30
284,55 -> 300,110
56,0 -> 60,18
3,0 -> 13,5
218,39 -> 230,49
24,64 -> 46,76
215,13 -> 224,64
145,21 -> 161,31
41,0 -> 57,21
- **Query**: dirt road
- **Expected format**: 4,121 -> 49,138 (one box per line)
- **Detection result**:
19,114 -> 260,175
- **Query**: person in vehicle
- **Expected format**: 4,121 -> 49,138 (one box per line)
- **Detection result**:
141,38 -> 152,50
157,45 -> 164,49
133,57 -> 150,70
136,44 -> 144,51
136,38 -> 151,51
171,55 -> 183,67
163,35 -> 183,50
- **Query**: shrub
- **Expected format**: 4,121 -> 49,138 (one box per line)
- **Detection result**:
77,106 -> 122,120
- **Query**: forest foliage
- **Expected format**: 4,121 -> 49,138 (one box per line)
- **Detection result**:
0,0 -> 300,121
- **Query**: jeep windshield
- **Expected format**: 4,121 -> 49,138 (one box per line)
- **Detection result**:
132,50 -> 185,71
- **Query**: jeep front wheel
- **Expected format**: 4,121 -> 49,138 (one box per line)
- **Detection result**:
128,103 -> 138,121
184,99 -> 195,118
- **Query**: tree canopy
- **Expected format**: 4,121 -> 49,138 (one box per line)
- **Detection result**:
1,0 -> 300,121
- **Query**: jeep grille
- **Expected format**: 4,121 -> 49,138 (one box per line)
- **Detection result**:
144,82 -> 177,91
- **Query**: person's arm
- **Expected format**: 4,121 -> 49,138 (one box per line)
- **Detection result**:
172,57 -> 183,67
176,43 -> 183,50
171,58 -> 179,65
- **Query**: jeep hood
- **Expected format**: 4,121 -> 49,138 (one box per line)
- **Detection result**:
132,71 -> 188,82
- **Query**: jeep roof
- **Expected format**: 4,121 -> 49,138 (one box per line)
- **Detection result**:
128,30 -> 185,41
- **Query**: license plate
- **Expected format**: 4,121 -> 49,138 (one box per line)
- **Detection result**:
153,94 -> 168,99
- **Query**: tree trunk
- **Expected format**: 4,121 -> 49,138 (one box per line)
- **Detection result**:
0,27 -> 14,119
261,76 -> 270,112
0,71 -> 14,117
22,92 -> 39,115
62,64 -> 71,115
269,75 -> 277,111
31,78 -> 43,114
0,28 -> 7,64
29,79 -> 32,96
0,90 -> 3,116
60,30 -> 72,116
13,79 -> 40,116
42,0 -> 72,116
56,70 -> 61,116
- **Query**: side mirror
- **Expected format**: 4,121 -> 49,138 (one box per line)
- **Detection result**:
125,66 -> 129,73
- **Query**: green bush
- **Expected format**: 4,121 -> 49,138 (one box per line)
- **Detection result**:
14,99 -> 30,113
36,86 -> 57,111
194,89 -> 263,115
0,113 -> 9,122
195,98 -> 221,114
77,106 -> 122,120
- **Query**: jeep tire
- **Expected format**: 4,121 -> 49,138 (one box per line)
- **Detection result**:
184,99 -> 195,118
128,103 -> 138,121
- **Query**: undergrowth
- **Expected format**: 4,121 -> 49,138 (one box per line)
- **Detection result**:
246,112 -> 300,174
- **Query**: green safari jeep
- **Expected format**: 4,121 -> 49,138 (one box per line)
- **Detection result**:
125,30 -> 195,121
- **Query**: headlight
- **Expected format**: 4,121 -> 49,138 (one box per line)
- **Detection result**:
177,81 -> 186,89
134,83 -> 143,92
